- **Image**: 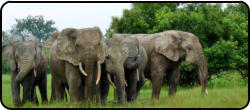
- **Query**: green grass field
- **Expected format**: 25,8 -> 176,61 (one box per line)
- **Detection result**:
1,71 -> 248,108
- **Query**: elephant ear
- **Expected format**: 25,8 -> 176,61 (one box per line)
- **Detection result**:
95,27 -> 107,64
97,37 -> 107,64
2,36 -> 22,72
154,33 -> 180,61
44,32 -> 59,52
56,28 -> 79,66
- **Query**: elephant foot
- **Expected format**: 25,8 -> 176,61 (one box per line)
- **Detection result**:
14,101 -> 23,107
168,91 -> 177,97
41,101 -> 48,105
100,100 -> 106,106
151,95 -> 160,100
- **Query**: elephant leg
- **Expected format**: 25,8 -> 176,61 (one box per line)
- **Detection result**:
136,71 -> 145,99
38,76 -> 48,104
100,72 -> 110,105
11,72 -> 22,106
51,76 -> 65,102
150,53 -> 167,100
22,75 -> 34,104
126,71 -> 137,102
168,62 -> 180,96
114,89 -> 118,102
31,87 -> 39,105
65,63 -> 82,103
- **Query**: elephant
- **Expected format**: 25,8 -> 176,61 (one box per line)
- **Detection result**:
44,27 -> 107,104
125,30 -> 208,99
101,34 -> 148,104
2,36 -> 48,106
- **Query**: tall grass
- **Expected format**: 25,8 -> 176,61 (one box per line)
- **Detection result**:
1,71 -> 248,108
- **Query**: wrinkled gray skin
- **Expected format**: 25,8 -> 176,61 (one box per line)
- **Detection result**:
2,36 -> 48,106
102,34 -> 148,104
129,30 -> 208,99
45,27 -> 106,104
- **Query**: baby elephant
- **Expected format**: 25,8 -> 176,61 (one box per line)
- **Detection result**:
2,36 -> 48,106
101,34 -> 148,104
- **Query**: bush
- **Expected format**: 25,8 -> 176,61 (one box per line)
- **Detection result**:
204,40 -> 238,74
2,53 -> 10,74
207,71 -> 248,88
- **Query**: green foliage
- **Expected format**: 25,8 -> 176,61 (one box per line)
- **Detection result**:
179,62 -> 198,87
10,15 -> 57,42
2,53 -> 10,74
2,32 -> 10,74
106,3 -> 248,85
204,40 -> 238,73
2,31 -> 9,43
207,71 -> 248,88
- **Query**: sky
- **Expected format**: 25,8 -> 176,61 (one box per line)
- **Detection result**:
2,3 -> 132,34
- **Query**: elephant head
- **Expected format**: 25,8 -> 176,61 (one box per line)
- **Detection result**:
105,35 -> 141,104
154,30 -> 208,94
2,36 -> 42,83
45,27 -> 107,101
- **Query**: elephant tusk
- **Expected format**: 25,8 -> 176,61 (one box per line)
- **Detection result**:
124,80 -> 128,87
33,69 -> 37,77
107,73 -> 116,89
79,62 -> 88,76
96,61 -> 101,85
136,69 -> 140,81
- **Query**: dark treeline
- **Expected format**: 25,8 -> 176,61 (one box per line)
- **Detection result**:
105,3 -> 248,86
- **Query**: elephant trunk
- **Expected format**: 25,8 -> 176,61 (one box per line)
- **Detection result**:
84,61 -> 95,103
115,73 -> 127,104
15,58 -> 34,83
84,59 -> 101,104
197,53 -> 208,94
124,55 -> 142,70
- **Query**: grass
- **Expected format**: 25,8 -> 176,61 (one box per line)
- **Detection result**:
1,71 -> 248,108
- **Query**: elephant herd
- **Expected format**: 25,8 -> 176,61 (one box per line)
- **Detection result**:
2,27 -> 208,107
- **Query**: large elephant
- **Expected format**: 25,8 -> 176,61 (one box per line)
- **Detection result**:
101,34 -> 148,104
128,30 -> 208,99
44,27 -> 106,104
2,36 -> 48,106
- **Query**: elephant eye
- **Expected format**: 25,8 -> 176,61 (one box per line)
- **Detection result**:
186,46 -> 192,51
75,43 -> 79,47
106,55 -> 109,59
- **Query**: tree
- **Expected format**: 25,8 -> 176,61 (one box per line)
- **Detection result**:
2,31 -> 9,43
10,15 -> 57,43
